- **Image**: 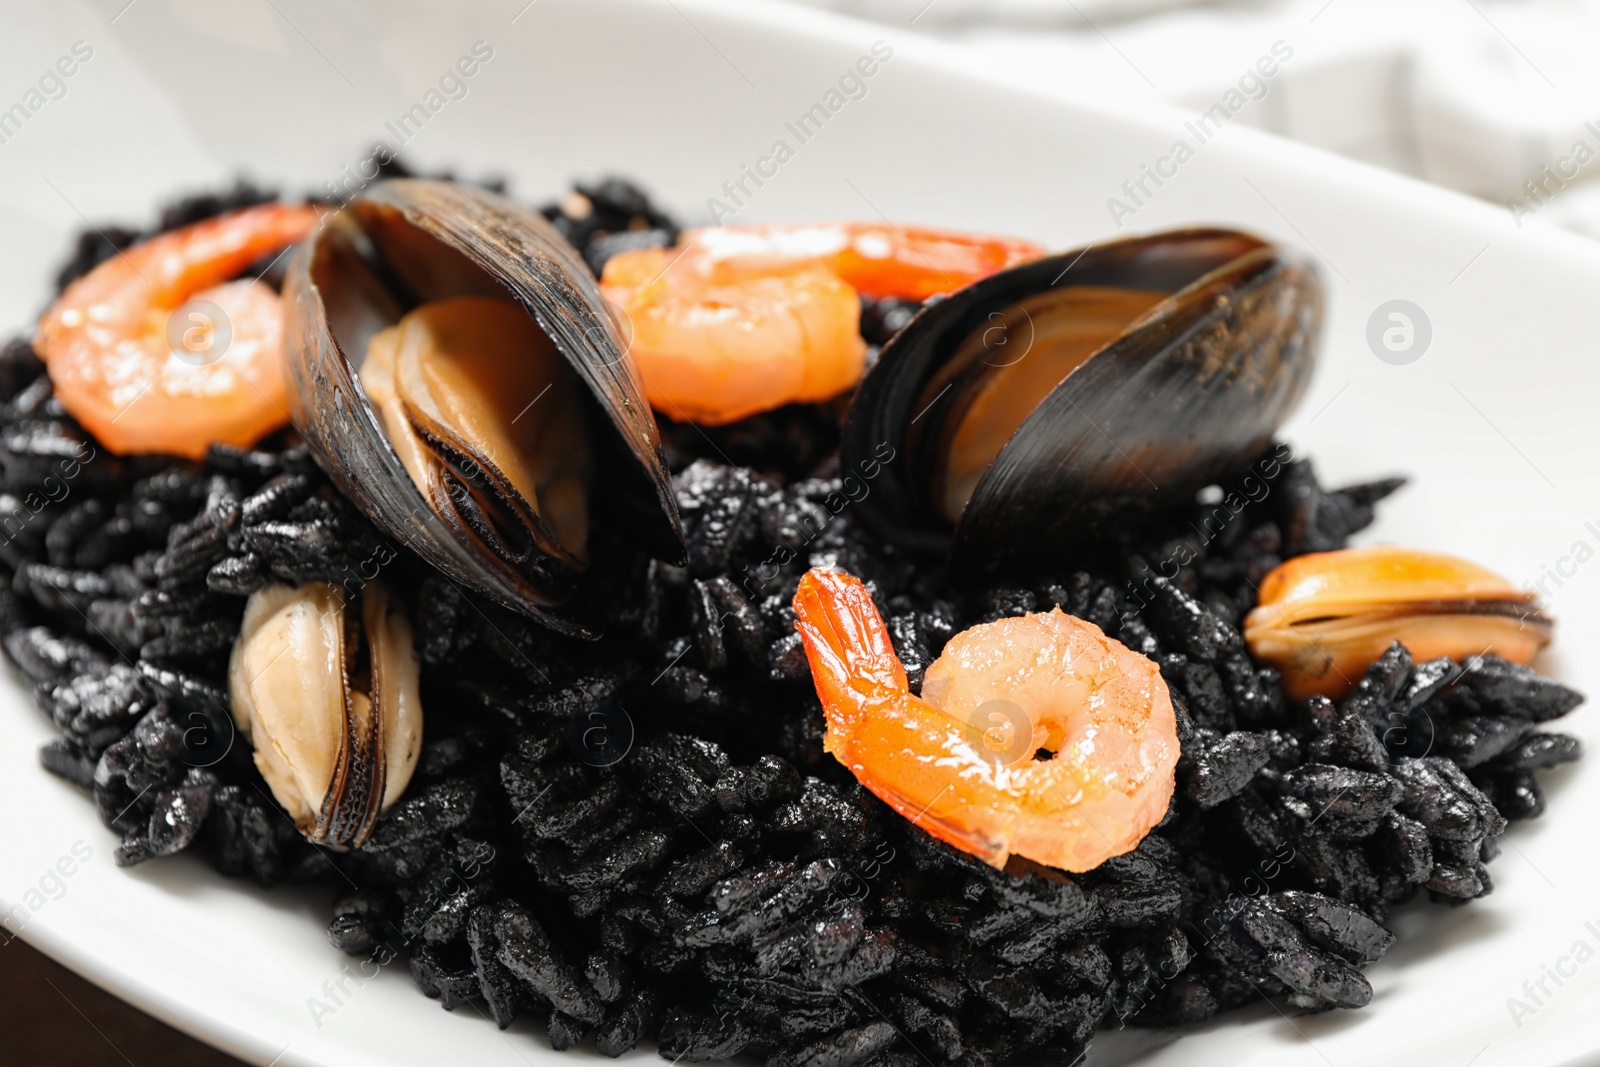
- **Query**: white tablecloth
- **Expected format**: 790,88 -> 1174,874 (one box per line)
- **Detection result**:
793,0 -> 1600,238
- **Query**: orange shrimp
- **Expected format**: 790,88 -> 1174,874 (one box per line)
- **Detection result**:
599,222 -> 1043,426
676,222 -> 1045,302
600,252 -> 866,426
793,567 -> 1179,872
36,202 -> 320,459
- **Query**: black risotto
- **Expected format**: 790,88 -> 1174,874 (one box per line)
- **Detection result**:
4,171 -> 1584,1066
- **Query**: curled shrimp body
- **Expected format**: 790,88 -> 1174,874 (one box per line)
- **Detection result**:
676,222 -> 1045,302
37,202 -> 319,459
601,252 -> 865,426
793,567 -> 1179,872
599,222 -> 1044,426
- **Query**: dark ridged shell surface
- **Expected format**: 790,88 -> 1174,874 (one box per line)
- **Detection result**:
284,179 -> 683,634
842,229 -> 1321,576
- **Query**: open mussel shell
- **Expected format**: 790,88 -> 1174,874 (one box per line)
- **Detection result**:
284,179 -> 684,635
841,228 -> 1321,576
228,580 -> 423,850
1244,546 -> 1554,700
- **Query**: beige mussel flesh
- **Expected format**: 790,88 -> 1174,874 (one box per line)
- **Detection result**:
360,295 -> 594,581
228,580 -> 422,848
1244,546 -> 1552,701
283,179 -> 684,637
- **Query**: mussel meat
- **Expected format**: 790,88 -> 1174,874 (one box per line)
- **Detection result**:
284,179 -> 684,634
1245,546 -> 1552,700
228,580 -> 421,849
840,229 -> 1321,576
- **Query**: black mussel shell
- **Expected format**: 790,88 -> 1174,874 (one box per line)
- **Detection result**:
285,179 -> 684,635
840,228 -> 1321,577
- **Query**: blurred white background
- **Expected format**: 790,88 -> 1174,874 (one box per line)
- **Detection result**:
793,0 -> 1600,239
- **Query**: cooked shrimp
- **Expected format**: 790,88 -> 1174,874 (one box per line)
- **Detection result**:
676,222 -> 1045,301
599,222 -> 1043,425
36,202 -> 320,459
792,566 -> 1179,872
601,253 -> 866,425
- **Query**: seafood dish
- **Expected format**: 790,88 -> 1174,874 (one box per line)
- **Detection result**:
5,164 -> 1582,1066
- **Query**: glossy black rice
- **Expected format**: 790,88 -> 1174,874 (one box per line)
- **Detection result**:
5,168 -> 1585,1065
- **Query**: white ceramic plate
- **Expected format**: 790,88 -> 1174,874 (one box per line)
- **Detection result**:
3,2 -> 1598,1065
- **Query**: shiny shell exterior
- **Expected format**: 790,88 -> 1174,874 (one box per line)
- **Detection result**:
840,228 -> 1321,576
284,179 -> 683,635
1245,546 -> 1553,700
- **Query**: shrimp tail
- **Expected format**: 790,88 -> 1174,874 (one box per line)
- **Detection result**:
792,567 -> 907,722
